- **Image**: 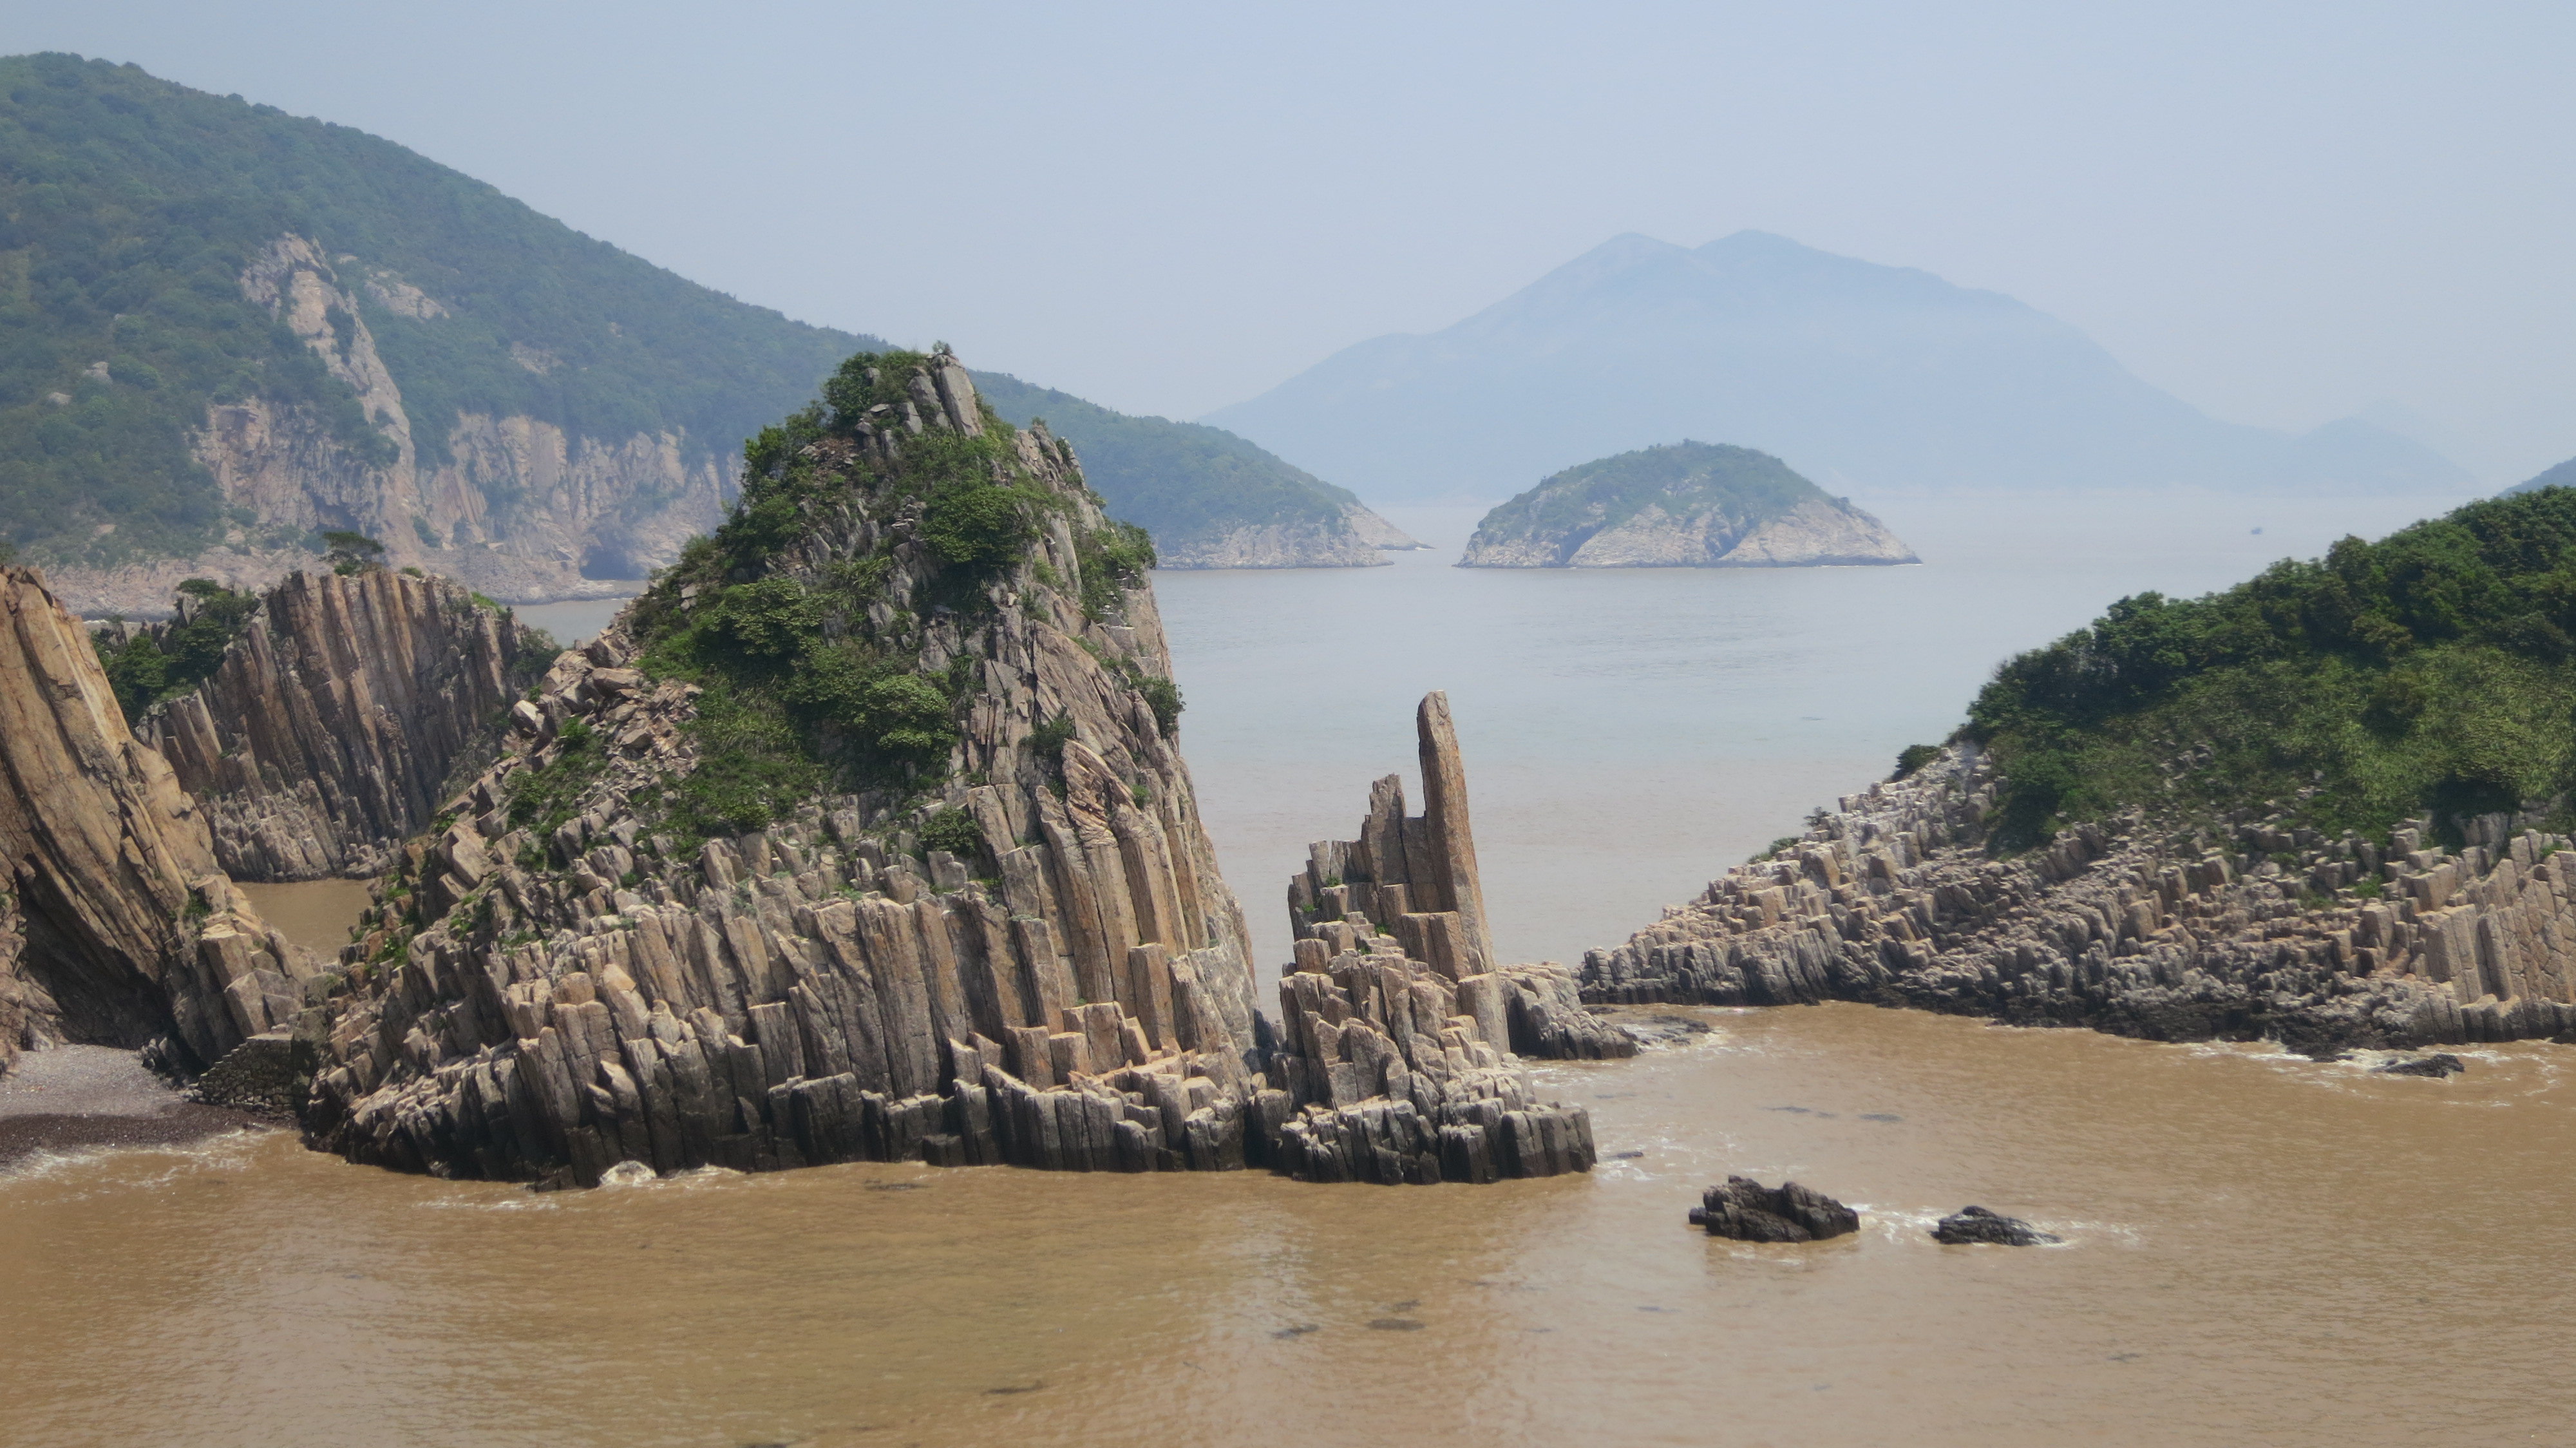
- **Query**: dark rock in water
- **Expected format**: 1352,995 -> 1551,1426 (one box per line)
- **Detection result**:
2376,1053 -> 2466,1078
1688,1176 -> 1859,1241
1931,1205 -> 2060,1246
1613,1014 -> 1712,1048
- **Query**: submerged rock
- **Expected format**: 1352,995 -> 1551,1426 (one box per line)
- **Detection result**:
2376,1052 -> 2466,1078
1689,1176 -> 1859,1241
1931,1205 -> 2060,1246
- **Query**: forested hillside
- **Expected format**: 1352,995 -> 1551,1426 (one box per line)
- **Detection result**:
1966,486 -> 2576,850
0,52 -> 862,569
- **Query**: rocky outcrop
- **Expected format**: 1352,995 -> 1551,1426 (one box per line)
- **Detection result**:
1690,1177 -> 1859,1241
0,567 -> 314,1075
43,234 -> 734,616
1582,745 -> 2576,1052
1286,693 -> 1633,1065
1931,1206 -> 2059,1245
1152,501 -> 1426,569
297,356 -> 1514,1189
1460,441 -> 1917,568
2377,1053 -> 2465,1078
136,569 -> 543,881
1339,504 -> 1431,553
1263,694 -> 1613,1181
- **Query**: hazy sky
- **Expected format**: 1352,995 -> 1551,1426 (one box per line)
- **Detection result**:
14,1 -> 2573,480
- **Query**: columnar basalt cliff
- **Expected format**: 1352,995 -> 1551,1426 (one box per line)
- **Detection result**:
0,567 -> 312,1076
136,569 -> 544,881
296,353 -> 1490,1188
1263,695 -> 1624,1183
1581,745 -> 2576,1051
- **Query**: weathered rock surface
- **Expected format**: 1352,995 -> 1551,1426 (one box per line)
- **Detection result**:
0,567 -> 313,1074
297,357 -> 1511,1189
136,569 -> 543,881
1459,441 -> 1917,569
1287,694 -> 1633,1065
1582,745 -> 2576,1051
43,234 -> 734,616
1931,1205 -> 2060,1245
2376,1053 -> 2466,1078
1259,695 -> 1618,1183
1152,503 -> 1426,569
1690,1176 -> 1860,1240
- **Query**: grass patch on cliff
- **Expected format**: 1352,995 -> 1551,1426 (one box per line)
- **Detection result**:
1967,486 -> 2576,850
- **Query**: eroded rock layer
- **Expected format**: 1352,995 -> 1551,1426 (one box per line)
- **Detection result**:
1582,746 -> 2576,1051
0,567 -> 312,1074
138,569 -> 541,881
304,357 -> 1550,1188
1260,694 -> 1621,1183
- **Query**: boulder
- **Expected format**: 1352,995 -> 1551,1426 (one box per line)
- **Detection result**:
2376,1052 -> 2466,1078
1689,1176 -> 1859,1241
1930,1205 -> 2060,1246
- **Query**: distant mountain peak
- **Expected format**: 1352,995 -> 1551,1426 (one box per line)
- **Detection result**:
1206,233 -> 2468,505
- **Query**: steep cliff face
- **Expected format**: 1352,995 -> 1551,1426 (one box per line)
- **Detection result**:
136,569 -> 544,882
0,567 -> 312,1076
43,235 -> 736,616
1461,441 -> 1917,568
1580,746 -> 2576,1051
296,355 -> 1273,1185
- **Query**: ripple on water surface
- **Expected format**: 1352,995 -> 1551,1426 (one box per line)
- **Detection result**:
6,1004 -> 2573,1447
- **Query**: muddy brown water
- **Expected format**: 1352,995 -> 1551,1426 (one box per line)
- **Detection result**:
5,1007 -> 2570,1446
237,880 -> 377,960
10,495 -> 2562,1445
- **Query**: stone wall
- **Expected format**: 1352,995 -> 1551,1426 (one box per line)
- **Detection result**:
0,567 -> 311,1074
1581,744 -> 2576,1051
137,569 -> 542,881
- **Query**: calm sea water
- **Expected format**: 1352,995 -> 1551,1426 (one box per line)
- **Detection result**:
1159,491 -> 2449,969
11,488 -> 2543,1448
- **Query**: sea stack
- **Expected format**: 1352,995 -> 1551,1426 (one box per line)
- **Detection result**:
1459,441 -> 1916,569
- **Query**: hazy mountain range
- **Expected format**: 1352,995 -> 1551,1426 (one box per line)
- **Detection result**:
1206,231 -> 2476,504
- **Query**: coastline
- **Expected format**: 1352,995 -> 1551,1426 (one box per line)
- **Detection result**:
0,1045 -> 273,1172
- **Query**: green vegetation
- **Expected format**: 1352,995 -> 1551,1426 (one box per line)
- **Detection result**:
322,529 -> 384,575
1470,441 -> 1835,558
918,808 -> 987,861
0,53 -> 867,566
505,717 -> 608,841
974,371 -> 1362,555
91,577 -> 258,719
1966,486 -> 2576,851
1891,743 -> 1940,780
1076,521 -> 1155,619
626,350 -> 1165,846
1138,675 -> 1184,738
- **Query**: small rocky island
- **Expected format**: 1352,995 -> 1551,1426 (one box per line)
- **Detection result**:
1459,441 -> 1917,569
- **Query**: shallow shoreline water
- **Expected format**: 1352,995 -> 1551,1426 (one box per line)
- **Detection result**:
5,1004 -> 2571,1447
10,488 -> 2556,1447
